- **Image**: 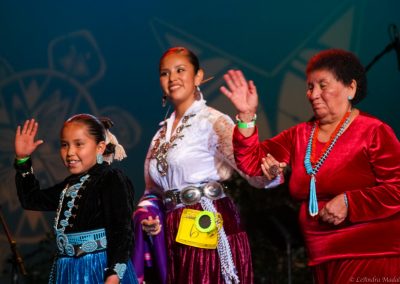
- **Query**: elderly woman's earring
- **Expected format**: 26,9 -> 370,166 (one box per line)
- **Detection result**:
96,154 -> 103,164
162,95 -> 167,107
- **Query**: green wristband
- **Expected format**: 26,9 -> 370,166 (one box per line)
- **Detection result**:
237,120 -> 256,129
236,114 -> 257,129
16,156 -> 30,165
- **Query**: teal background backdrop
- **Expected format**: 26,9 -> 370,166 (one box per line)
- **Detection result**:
0,0 -> 399,282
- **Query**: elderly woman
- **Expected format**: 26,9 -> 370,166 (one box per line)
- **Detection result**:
220,49 -> 400,283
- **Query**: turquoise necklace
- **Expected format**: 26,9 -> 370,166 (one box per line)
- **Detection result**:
54,174 -> 90,255
304,114 -> 351,216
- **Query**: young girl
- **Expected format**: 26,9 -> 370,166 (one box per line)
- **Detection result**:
14,114 -> 138,284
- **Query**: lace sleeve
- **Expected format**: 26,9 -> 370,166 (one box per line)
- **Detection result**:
211,112 -> 282,189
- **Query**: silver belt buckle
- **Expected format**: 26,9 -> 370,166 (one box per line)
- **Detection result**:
179,182 -> 224,205
203,181 -> 224,200
179,186 -> 202,206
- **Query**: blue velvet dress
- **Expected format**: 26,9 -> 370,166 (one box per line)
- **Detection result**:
15,160 -> 138,283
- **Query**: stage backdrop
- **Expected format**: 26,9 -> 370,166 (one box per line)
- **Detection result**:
0,0 -> 399,281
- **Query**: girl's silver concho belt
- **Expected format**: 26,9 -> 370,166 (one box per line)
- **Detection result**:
56,228 -> 107,257
164,181 -> 226,211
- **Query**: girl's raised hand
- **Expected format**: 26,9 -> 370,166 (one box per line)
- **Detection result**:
15,119 -> 44,159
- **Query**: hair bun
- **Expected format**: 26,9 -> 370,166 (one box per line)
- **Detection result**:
100,117 -> 114,130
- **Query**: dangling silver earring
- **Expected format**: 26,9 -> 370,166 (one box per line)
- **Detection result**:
162,95 -> 167,107
96,154 -> 103,164
195,85 -> 202,100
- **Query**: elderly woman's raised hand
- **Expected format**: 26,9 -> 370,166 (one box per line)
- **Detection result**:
15,119 -> 44,159
220,70 -> 259,118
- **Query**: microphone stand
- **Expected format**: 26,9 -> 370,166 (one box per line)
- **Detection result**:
365,41 -> 395,72
365,24 -> 399,72
0,205 -> 27,284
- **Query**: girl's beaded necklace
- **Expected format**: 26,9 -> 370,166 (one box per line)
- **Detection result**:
304,110 -> 352,216
54,174 -> 90,255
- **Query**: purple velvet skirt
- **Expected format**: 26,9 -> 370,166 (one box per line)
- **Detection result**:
166,197 -> 253,284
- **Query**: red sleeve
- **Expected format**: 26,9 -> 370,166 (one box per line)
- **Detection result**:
347,123 -> 400,222
232,125 -> 293,176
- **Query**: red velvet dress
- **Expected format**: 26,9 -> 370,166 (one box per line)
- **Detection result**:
233,112 -> 400,283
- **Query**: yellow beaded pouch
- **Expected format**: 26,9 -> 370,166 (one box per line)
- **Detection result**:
176,208 -> 222,249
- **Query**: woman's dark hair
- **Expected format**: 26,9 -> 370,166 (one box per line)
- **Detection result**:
159,47 -> 200,73
63,114 -> 115,155
306,49 -> 367,105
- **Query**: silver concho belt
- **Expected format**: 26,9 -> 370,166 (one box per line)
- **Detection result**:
56,228 -> 107,257
164,181 -> 226,210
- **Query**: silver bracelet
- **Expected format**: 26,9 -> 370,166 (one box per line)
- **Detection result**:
21,167 -> 34,178
343,192 -> 349,208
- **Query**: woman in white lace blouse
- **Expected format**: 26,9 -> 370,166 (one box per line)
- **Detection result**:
132,47 -> 284,284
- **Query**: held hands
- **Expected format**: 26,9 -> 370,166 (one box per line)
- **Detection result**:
319,193 -> 348,225
15,119 -> 44,159
220,70 -> 259,121
261,154 -> 287,180
141,215 -> 162,236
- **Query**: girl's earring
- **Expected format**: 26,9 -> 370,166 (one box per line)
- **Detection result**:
96,154 -> 103,164
162,95 -> 167,107
195,85 -> 202,100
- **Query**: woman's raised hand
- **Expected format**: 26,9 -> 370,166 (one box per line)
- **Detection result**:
15,119 -> 44,159
220,69 -> 259,119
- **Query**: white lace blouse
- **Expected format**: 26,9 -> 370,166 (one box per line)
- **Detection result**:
144,99 -> 280,196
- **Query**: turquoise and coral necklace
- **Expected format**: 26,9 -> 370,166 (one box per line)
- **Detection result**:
304,110 -> 352,216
